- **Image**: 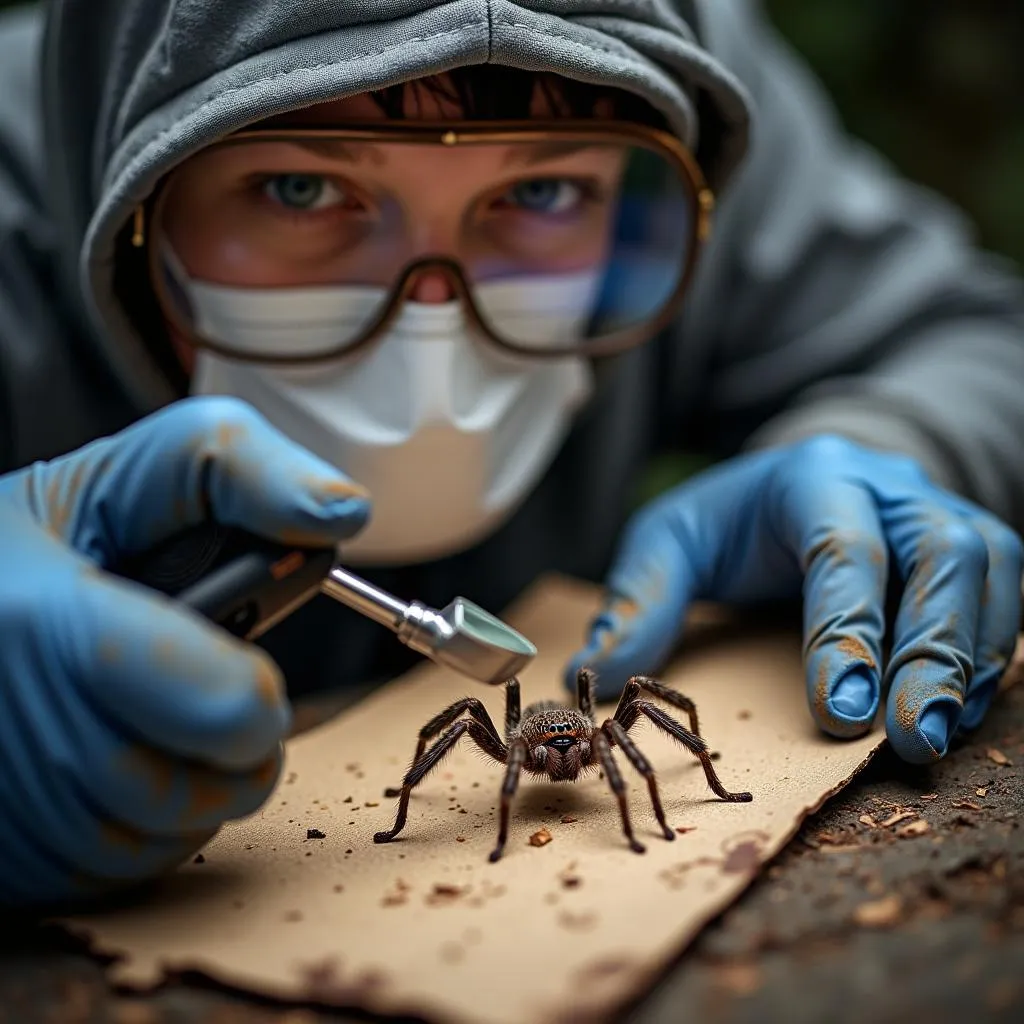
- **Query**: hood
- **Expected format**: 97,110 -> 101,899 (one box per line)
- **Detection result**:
40,0 -> 752,413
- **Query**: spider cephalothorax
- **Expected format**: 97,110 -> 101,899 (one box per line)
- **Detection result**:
374,668 -> 752,862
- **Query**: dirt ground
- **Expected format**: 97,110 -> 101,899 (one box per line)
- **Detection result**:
1,684 -> 1020,1024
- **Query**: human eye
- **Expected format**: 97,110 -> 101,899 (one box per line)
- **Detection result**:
262,173 -> 351,211
501,178 -> 590,215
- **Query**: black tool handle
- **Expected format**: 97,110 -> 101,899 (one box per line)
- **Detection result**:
112,522 -> 336,640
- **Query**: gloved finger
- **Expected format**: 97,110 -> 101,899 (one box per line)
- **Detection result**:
20,395 -> 371,562
942,501 -> 1024,733
881,503 -> 987,763
0,771 -> 217,902
2,647 -> 280,842
59,566 -> 291,769
564,505 -> 697,701
771,469 -> 888,738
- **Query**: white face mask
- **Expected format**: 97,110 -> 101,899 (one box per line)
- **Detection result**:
173,258 -> 597,565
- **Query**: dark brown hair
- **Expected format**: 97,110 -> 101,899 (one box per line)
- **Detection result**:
368,66 -> 668,127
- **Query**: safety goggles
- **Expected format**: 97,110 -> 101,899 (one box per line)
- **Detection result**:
141,120 -> 713,364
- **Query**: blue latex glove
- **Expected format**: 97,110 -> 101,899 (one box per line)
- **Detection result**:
566,435 -> 1023,765
0,396 -> 370,908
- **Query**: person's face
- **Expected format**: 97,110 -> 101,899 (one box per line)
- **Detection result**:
158,82 -> 631,370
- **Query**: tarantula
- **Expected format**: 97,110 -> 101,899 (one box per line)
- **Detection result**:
373,668 -> 753,862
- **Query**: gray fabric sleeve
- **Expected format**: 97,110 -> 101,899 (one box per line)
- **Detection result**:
679,0 -> 1024,529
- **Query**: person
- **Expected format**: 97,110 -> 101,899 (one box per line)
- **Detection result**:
1,0 -> 1022,909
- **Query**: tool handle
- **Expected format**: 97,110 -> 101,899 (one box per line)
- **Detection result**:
111,522 -> 335,640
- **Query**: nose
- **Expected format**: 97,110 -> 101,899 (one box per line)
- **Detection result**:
409,272 -> 455,304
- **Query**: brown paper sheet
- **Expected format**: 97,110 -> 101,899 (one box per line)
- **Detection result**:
62,575 -> 886,1024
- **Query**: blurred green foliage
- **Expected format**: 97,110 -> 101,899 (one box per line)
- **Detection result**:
765,0 -> 1024,267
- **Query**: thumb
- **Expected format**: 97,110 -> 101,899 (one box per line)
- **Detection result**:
564,507 -> 696,701
23,395 -> 371,563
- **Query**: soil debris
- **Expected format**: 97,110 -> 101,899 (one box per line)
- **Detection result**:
853,894 -> 903,928
529,828 -> 554,847
427,884 -> 465,906
382,879 -> 411,907
879,810 -> 916,828
897,820 -> 931,838
557,910 -> 598,932
715,962 -> 763,996
559,861 -> 582,889
306,828 -> 326,840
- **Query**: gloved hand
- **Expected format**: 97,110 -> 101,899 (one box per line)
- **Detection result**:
566,435 -> 1022,764
0,396 -> 370,908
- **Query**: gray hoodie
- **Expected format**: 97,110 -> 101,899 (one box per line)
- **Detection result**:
2,0 -> 1024,694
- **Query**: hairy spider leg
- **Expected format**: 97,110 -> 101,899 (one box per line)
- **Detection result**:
383,696 -> 505,797
575,666 -> 597,723
625,701 -> 753,803
616,675 -> 703,737
591,730 -> 646,854
602,718 -> 676,840
375,720 -> 509,843
503,677 -> 522,741
489,738 -> 528,862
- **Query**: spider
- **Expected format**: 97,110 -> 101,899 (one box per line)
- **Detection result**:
373,668 -> 753,862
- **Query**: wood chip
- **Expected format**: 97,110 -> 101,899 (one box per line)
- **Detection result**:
529,828 -> 553,847
897,820 -> 931,838
853,894 -> 903,928
560,816 -> 579,824
858,814 -> 877,828
675,826 -> 697,835
976,788 -> 989,797
920,793 -> 938,801
987,748 -> 1012,766
879,810 -> 916,828
815,831 -> 846,844
952,801 -> 982,811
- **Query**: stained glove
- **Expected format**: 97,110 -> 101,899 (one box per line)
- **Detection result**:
0,396 -> 370,908
566,435 -> 1022,764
